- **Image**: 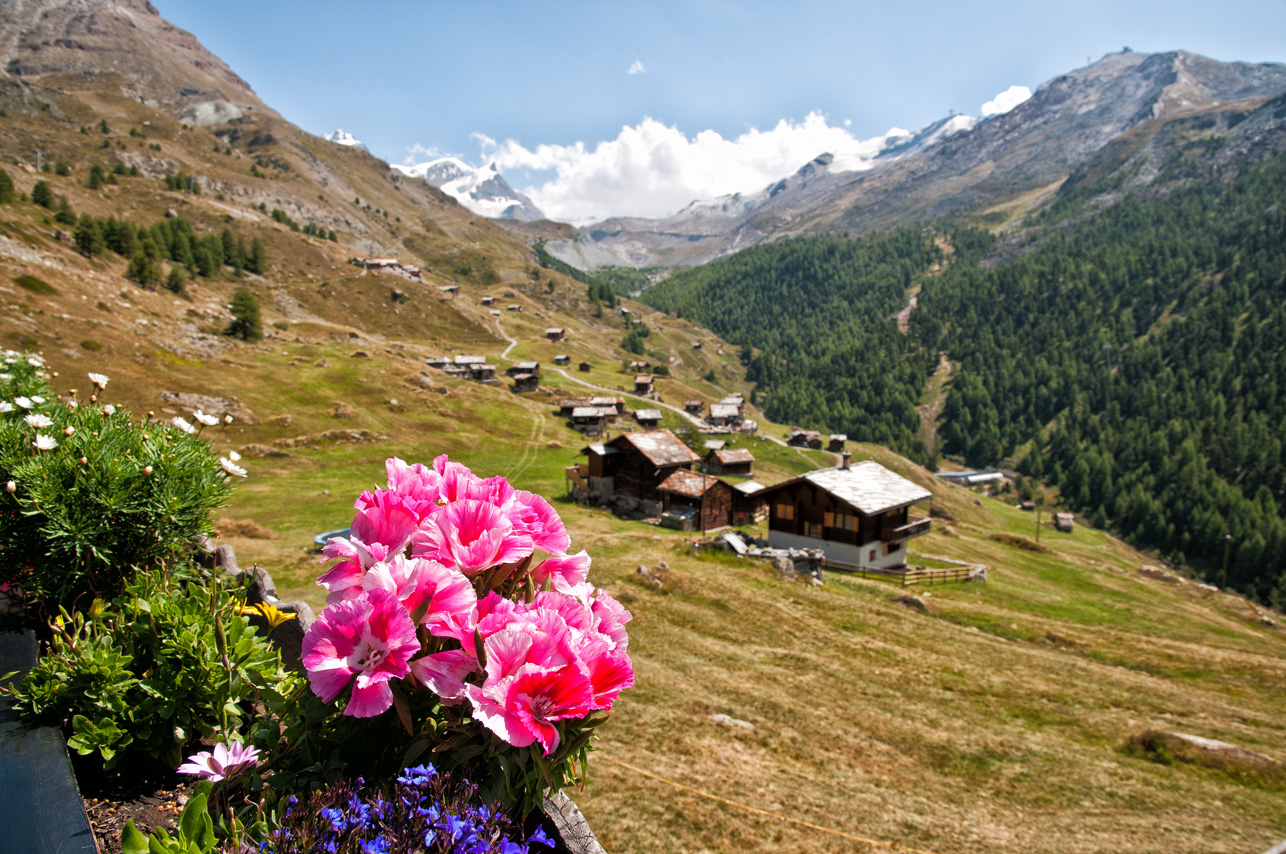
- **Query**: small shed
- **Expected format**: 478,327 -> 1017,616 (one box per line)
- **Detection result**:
507,304 -> 522,312
578,361 -> 592,373
545,327 -> 566,342
1054,512 -> 1075,533
828,434 -> 847,452
787,429 -> 823,449
684,400 -> 704,414
439,285 -> 458,299
657,469 -> 735,533
467,364 -> 497,383
704,447 -> 755,477
426,356 -> 450,370
589,396 -> 625,415
634,408 -> 662,428
481,296 -> 495,306
554,354 -> 570,366
511,373 -> 539,393
489,309 -> 501,316
634,375 -> 654,395
453,355 -> 486,366
692,342 -> 703,350
507,361 -> 540,378
558,397 -> 591,417
707,404 -> 741,427
571,407 -> 606,434
629,360 -> 651,372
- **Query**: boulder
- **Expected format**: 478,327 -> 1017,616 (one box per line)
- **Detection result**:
710,713 -> 755,730
896,594 -> 928,612
771,556 -> 796,581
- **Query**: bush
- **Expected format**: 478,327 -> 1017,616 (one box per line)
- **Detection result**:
226,288 -> 263,340
14,274 -> 56,295
31,179 -> 54,208
2,566 -> 298,770
0,378 -> 234,609
0,167 -> 14,203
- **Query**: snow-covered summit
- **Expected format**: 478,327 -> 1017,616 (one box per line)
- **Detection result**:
393,157 -> 545,222
322,128 -> 368,151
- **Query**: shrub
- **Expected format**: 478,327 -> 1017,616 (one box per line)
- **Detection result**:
31,179 -> 54,208
14,274 -> 56,295
79,339 -> 102,352
0,167 -> 14,203
0,376 -> 235,609
2,565 -> 298,770
226,288 -> 263,340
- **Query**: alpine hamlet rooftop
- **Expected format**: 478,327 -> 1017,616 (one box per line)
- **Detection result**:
798,461 -> 932,515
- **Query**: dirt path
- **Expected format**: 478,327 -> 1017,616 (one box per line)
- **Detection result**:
917,352 -> 953,455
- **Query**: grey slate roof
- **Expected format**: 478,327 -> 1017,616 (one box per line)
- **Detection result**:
802,461 -> 932,515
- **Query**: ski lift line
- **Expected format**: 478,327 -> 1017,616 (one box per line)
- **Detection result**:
598,753 -> 947,854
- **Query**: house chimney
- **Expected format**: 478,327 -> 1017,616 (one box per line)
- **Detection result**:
841,450 -> 851,470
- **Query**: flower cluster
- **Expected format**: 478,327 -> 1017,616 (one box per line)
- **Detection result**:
301,456 -> 633,756
262,764 -> 551,854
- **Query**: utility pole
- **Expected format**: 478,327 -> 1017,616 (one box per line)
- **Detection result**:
34,149 -> 43,172
1035,495 -> 1044,543
1222,534 -> 1231,590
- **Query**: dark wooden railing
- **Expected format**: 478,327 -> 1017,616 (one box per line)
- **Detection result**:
822,557 -> 983,587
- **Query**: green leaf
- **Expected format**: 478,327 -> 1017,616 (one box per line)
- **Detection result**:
120,819 -> 149,854
178,791 -> 209,845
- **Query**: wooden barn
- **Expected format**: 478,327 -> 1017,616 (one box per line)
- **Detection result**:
507,361 -> 540,378
684,400 -> 704,415
571,407 -> 606,435
578,362 -> 592,373
707,403 -> 741,427
511,373 -> 539,393
657,469 -> 735,533
558,397 -> 591,417
732,480 -> 769,526
580,429 -> 701,504
754,460 -> 932,569
787,429 -> 823,449
634,375 -> 654,394
634,408 -> 662,428
545,327 -> 567,342
703,447 -> 755,477
589,396 -> 626,416
554,354 -> 570,366
828,434 -> 847,452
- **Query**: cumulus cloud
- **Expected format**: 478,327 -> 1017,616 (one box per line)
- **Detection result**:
403,142 -> 443,163
626,60 -> 646,76
480,112 -> 905,224
981,85 -> 1032,117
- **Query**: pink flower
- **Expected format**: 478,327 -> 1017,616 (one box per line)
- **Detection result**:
385,456 -> 444,506
432,454 -> 480,503
591,591 -> 633,652
411,498 -> 533,575
318,492 -> 421,602
466,663 -> 594,755
301,588 -> 420,718
530,551 -> 591,594
409,648 -> 477,704
177,740 -> 259,782
364,555 -> 477,642
507,491 -> 571,556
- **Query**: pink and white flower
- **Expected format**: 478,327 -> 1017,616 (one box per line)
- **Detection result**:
301,588 -> 420,718
411,498 -> 533,575
177,740 -> 259,781
530,551 -> 591,594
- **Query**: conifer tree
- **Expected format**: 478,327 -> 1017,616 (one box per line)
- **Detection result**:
31,180 -> 54,209
0,167 -> 14,204
226,288 -> 262,340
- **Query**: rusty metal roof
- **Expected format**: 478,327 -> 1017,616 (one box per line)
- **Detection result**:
590,396 -> 623,407
615,429 -> 701,466
713,448 -> 755,464
657,468 -> 723,498
571,407 -> 603,419
709,404 -> 740,419
635,409 -> 662,421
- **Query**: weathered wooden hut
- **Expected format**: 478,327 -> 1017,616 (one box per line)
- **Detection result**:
554,354 -> 570,366
703,447 -> 755,477
511,373 -> 539,393
787,429 -> 823,449
634,375 -> 654,395
507,361 -> 540,378
828,434 -> 847,452
684,400 -> 704,414
580,429 -> 701,504
545,327 -> 566,342
732,480 -> 769,526
707,403 -> 741,427
657,469 -> 734,532
558,397 -> 591,417
578,362 -> 592,373
753,460 -> 932,569
571,407 -> 606,435
634,409 -> 662,428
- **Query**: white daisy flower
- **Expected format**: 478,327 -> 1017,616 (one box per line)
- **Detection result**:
14,397 -> 33,409
24,413 -> 53,428
30,396 -> 44,404
27,357 -> 42,367
88,373 -> 109,390
33,434 -> 57,450
172,416 -> 196,434
193,410 -> 220,427
103,404 -> 116,415
0,373 -> 10,381
220,457 -> 248,477
0,402 -> 12,414
228,450 -> 241,461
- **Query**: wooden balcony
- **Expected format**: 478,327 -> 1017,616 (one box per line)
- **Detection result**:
883,517 -> 931,541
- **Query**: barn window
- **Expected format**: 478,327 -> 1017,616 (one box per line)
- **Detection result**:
775,503 -> 795,520
885,543 -> 897,556
805,522 -> 823,538
869,548 -> 876,561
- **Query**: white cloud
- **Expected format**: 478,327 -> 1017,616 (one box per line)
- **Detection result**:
480,112 -> 905,224
626,60 -> 646,76
981,85 -> 1032,117
403,142 -> 443,164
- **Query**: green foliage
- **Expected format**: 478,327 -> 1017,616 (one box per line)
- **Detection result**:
4,567 -> 296,772
164,172 -> 200,193
98,118 -> 109,134
54,195 -> 76,226
88,163 -> 105,189
0,394 -> 234,608
55,161 -> 71,177
14,274 -> 56,295
641,231 -> 939,458
226,288 -> 263,340
909,148 -> 1286,600
621,324 -> 650,355
0,167 -> 15,204
74,213 -> 106,258
30,179 -> 54,208
166,266 -> 188,295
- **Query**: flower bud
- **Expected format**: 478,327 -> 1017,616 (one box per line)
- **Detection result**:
64,426 -> 75,436
5,481 -> 14,493
143,465 -> 153,476
224,415 -> 233,424
79,457 -> 87,465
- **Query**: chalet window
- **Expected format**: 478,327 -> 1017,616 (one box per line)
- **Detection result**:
775,503 -> 795,520
885,543 -> 897,556
869,548 -> 876,561
805,522 -> 823,538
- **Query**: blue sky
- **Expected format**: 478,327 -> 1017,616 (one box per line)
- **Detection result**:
153,1 -> 1286,222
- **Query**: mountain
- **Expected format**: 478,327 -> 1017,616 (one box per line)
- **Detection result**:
394,157 -> 545,222
322,128 -> 368,152
546,49 -> 1286,270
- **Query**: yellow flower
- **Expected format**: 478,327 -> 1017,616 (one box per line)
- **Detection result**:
236,601 -> 297,628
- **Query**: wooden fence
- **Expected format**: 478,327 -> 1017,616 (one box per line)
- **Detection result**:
822,558 -> 985,587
